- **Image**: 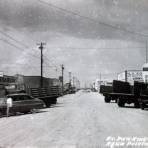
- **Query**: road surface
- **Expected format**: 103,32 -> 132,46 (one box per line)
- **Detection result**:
0,90 -> 148,148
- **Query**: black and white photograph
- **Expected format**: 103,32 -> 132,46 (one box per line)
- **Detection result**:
0,0 -> 148,148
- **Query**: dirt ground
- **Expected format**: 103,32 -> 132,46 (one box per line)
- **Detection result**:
0,90 -> 148,148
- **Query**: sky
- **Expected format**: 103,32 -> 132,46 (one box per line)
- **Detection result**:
0,0 -> 148,86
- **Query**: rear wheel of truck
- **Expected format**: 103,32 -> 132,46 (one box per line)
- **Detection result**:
117,98 -> 125,107
0,110 -> 3,117
52,98 -> 57,104
104,96 -> 111,103
45,102 -> 51,108
140,103 -> 144,110
22,110 -> 30,114
134,102 -> 140,108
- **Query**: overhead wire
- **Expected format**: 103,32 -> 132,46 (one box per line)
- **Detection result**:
37,0 -> 148,38
0,37 -> 61,73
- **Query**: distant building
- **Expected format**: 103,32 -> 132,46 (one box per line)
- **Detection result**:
0,75 -> 16,85
117,70 -> 143,85
94,79 -> 105,91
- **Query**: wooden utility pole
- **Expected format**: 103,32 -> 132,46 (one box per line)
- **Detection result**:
99,73 -> 101,85
61,64 -> 64,95
38,42 -> 46,87
146,41 -> 148,63
69,72 -> 72,90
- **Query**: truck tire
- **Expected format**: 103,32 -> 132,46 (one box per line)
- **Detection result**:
0,110 -> 3,117
134,102 -> 140,108
117,98 -> 125,107
46,102 -> 51,108
140,103 -> 144,110
104,96 -> 111,103
53,98 -> 57,104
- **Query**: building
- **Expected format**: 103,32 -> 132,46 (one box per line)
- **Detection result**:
117,70 -> 143,85
142,63 -> 148,83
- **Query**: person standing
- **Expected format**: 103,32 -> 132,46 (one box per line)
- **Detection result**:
6,97 -> 13,117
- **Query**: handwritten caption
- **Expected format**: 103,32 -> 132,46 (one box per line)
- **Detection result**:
106,136 -> 148,148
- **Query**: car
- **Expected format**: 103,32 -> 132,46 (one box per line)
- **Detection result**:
0,93 -> 45,116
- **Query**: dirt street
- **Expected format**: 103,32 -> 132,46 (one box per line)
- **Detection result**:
0,91 -> 148,148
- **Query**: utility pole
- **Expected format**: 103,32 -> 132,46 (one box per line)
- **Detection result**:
61,64 -> 64,95
37,42 -> 46,87
146,41 -> 148,63
69,72 -> 72,85
73,76 -> 75,87
69,72 -> 72,90
99,73 -> 101,84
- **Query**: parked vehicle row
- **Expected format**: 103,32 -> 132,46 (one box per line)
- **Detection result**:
0,93 -> 45,116
100,80 -> 148,110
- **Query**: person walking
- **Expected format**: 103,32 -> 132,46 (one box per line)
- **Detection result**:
6,97 -> 12,117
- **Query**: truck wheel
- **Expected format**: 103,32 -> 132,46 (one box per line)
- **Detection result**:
134,102 -> 140,108
104,96 -> 111,103
53,99 -> 57,104
22,110 -> 30,114
46,102 -> 51,108
117,98 -> 125,107
0,110 -> 3,117
140,103 -> 144,110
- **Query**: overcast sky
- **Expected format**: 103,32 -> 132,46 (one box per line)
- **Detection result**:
0,0 -> 148,86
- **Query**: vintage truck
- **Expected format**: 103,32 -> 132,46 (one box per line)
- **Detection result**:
101,80 -> 147,108
3,75 -> 62,107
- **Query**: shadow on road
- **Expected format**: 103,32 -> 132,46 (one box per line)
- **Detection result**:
123,106 -> 140,109
0,110 -> 48,118
109,101 -> 116,104
50,104 -> 65,108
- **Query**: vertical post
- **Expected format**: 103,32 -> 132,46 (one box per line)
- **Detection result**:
61,64 -> 64,95
73,76 -> 75,87
69,72 -> 72,91
125,70 -> 128,82
69,72 -> 71,85
99,73 -> 101,85
38,42 -> 46,87
146,41 -> 148,63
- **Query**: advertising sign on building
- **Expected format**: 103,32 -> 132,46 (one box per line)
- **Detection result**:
118,70 -> 143,84
127,71 -> 143,83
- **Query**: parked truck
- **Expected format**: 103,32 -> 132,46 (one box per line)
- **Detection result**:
101,80 -> 147,108
5,75 -> 62,107
138,84 -> 148,110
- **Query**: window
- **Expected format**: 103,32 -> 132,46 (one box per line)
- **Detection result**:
11,96 -> 20,101
23,95 -> 33,100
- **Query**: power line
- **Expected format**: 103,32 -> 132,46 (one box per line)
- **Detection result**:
45,46 -> 145,50
37,0 -> 148,38
0,38 -> 61,73
0,30 -> 29,48
0,38 -> 41,60
0,30 -> 61,70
